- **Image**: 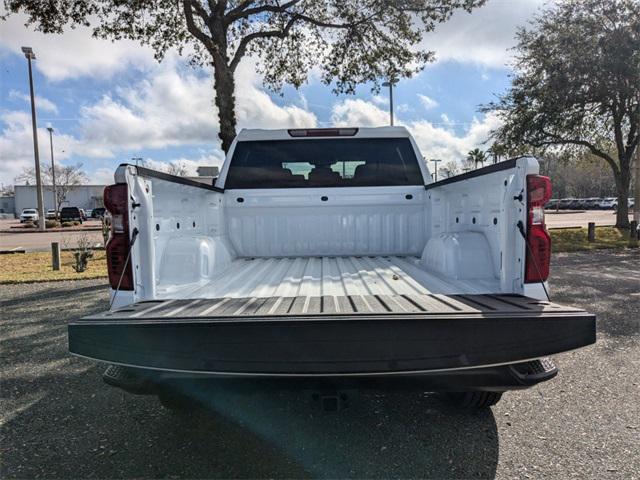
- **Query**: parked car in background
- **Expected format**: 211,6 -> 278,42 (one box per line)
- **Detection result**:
557,198 -> 575,210
84,209 -> 93,218
91,207 -> 106,219
45,209 -> 57,219
598,197 -> 617,209
584,198 -> 602,209
545,199 -> 559,209
60,206 -> 84,223
20,208 -> 39,223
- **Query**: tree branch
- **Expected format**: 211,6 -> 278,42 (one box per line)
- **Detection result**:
536,131 -> 620,174
225,0 -> 257,21
182,0 -> 216,52
225,0 -> 301,26
229,16 -> 297,71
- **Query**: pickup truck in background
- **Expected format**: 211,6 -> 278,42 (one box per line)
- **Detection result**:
68,127 -> 595,411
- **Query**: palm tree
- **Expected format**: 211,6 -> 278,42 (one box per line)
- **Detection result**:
487,143 -> 508,164
466,148 -> 487,169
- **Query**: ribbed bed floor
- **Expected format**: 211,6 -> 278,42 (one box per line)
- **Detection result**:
157,256 -> 501,300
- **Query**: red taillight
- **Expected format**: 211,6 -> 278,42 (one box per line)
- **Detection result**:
287,128 -> 358,137
525,175 -> 552,283
104,184 -> 133,290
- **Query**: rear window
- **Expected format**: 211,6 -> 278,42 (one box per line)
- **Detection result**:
224,138 -> 424,189
61,207 -> 79,214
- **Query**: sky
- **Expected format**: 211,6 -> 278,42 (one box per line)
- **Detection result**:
0,0 -> 548,186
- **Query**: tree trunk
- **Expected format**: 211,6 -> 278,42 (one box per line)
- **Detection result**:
613,160 -> 630,229
212,55 -> 237,154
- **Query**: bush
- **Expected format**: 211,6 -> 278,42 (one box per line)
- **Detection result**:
72,233 -> 94,273
23,222 -> 36,228
45,220 -> 60,228
61,222 -> 74,228
73,221 -> 80,226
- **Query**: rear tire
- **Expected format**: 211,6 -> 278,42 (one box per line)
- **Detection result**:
445,391 -> 503,409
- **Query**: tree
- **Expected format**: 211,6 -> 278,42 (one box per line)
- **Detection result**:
487,143 -> 508,164
166,161 -> 189,177
466,148 -> 487,169
15,163 -> 88,213
3,0 -> 485,153
439,160 -> 460,178
483,0 -> 640,228
0,184 -> 14,196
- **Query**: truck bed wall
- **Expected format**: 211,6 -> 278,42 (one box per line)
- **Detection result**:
224,186 -> 428,257
120,157 -> 536,304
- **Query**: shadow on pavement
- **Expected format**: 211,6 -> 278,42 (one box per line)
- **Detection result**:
1,280 -> 499,479
2,372 -> 499,479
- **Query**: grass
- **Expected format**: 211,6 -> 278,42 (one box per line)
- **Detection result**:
0,250 -> 108,284
550,226 -> 638,252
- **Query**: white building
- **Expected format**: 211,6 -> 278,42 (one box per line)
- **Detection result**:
14,185 -> 106,216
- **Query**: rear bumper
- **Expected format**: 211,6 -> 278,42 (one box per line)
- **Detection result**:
103,358 -> 559,395
69,304 -> 595,377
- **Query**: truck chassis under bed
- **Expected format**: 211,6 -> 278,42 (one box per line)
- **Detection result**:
69,293 -> 595,376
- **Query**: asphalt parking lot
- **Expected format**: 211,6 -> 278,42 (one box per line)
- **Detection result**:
1,249 -> 638,479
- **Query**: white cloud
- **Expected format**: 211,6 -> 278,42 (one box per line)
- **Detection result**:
0,111 -> 81,185
90,168 -> 117,185
329,98 -> 501,162
0,56 -> 319,185
331,99 -> 390,127
417,94 -> 438,110
424,0 -> 547,67
0,13 -> 157,80
8,90 -> 58,113
409,112 -> 503,161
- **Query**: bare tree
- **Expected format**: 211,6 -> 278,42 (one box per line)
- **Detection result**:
15,163 -> 88,213
439,160 -> 460,178
0,184 -> 15,196
166,161 -> 189,177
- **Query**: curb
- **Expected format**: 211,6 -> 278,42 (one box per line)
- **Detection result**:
1,227 -> 102,234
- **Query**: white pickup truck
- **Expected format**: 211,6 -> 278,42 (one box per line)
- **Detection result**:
69,127 -> 595,410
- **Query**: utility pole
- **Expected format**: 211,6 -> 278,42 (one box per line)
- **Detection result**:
47,127 -> 58,215
22,46 -> 45,231
431,159 -> 442,183
634,126 -> 639,226
382,79 -> 398,126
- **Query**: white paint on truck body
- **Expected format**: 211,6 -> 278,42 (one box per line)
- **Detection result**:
108,127 -> 547,308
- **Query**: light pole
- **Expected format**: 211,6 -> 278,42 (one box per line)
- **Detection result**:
430,159 -> 442,183
382,79 -> 398,126
47,127 -> 58,216
22,46 -> 45,230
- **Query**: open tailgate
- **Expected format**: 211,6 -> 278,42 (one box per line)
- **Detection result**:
69,293 -> 595,375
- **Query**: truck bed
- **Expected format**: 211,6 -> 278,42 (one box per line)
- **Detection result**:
157,255 -> 501,300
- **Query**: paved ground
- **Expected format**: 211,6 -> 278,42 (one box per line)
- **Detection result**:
545,210 -> 633,229
0,219 -> 103,252
1,250 -> 638,479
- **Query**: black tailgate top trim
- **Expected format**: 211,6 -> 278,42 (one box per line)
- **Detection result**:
424,157 -> 520,190
120,163 -> 225,192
